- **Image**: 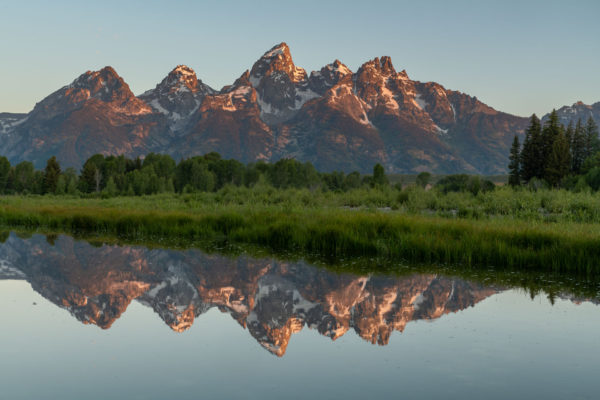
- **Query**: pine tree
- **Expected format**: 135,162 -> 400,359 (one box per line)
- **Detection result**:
520,114 -> 542,182
0,156 -> 10,194
584,117 -> 599,159
508,135 -> 521,186
541,110 -> 563,173
571,118 -> 586,174
545,130 -> 571,187
43,156 -> 61,194
565,121 -> 574,153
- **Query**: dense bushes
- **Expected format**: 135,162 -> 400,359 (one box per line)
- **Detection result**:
435,174 -> 495,195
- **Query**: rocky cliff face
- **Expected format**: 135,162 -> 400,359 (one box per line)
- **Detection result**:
0,43 -> 534,172
0,233 -> 498,356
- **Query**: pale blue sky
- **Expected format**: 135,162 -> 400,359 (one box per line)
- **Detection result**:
1,0 -> 599,116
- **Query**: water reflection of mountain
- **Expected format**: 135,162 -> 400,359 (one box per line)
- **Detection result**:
0,234 -> 500,356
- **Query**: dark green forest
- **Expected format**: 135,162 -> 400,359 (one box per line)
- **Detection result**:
509,111 -> 600,189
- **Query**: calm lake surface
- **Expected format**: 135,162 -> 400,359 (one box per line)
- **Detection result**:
1,233 -> 599,399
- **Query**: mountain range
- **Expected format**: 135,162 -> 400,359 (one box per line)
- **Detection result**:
0,43 -> 596,173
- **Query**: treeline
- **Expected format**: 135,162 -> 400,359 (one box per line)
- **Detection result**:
0,152 -> 395,196
509,111 -> 600,189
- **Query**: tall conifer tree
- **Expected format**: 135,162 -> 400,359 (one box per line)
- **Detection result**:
520,114 -> 542,182
584,117 -> 599,159
571,118 -> 586,173
508,135 -> 521,186
545,130 -> 571,187
541,110 -> 563,172
565,121 -> 574,151
43,156 -> 61,194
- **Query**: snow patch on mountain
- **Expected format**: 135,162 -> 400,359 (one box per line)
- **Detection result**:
264,45 -> 286,58
435,125 -> 449,135
294,88 -> 319,109
414,93 -> 428,110
326,61 -> 351,76
149,99 -> 169,115
0,115 -> 27,135
381,82 -> 399,110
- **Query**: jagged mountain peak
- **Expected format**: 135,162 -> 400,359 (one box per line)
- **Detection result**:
398,69 -> 410,80
139,65 -> 214,124
321,59 -> 352,78
81,65 -> 120,80
247,43 -> 316,124
172,64 -> 195,75
143,64 -> 213,96
359,56 -> 397,77
250,42 -> 307,86
68,66 -> 131,98
308,59 -> 353,94
164,64 -> 199,91
330,59 -> 352,74
231,70 -> 252,89
261,42 -> 291,59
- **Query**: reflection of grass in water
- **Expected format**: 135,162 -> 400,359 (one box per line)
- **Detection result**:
0,194 -> 600,279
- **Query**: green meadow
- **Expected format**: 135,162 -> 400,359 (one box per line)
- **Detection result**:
1,185 -> 600,276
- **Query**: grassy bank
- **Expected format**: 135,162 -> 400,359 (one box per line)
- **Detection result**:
1,191 -> 600,275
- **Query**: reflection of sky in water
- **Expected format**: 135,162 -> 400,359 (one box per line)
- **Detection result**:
1,280 -> 599,400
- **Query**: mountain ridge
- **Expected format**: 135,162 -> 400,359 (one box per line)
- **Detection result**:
1,42 -> 590,174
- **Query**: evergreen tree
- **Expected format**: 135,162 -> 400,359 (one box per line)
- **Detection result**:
541,110 -> 563,173
565,121 -> 574,154
520,114 -> 542,182
0,156 -> 10,194
508,135 -> 521,186
43,156 -> 61,194
571,119 -> 586,174
584,117 -> 599,159
545,130 -> 571,187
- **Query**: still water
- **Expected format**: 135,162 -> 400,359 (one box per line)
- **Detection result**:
0,233 -> 599,399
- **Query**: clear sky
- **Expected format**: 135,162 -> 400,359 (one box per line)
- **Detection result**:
1,0 -> 599,117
